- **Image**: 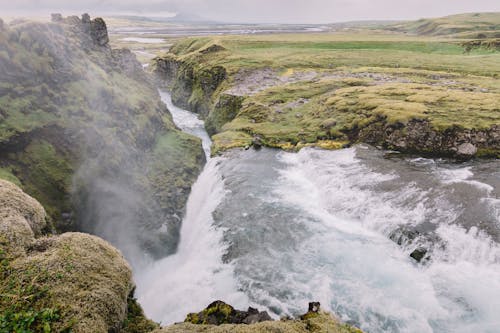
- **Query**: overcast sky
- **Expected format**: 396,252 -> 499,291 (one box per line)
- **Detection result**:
1,0 -> 500,23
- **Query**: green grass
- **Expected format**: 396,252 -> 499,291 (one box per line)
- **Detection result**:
0,168 -> 22,187
155,30 -> 500,155
389,12 -> 500,37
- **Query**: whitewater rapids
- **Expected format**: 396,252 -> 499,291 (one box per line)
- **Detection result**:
136,92 -> 500,333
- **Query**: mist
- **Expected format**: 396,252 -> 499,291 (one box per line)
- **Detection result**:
2,0 -> 500,23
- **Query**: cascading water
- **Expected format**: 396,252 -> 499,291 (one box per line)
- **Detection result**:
136,91 -> 248,324
137,91 -> 500,332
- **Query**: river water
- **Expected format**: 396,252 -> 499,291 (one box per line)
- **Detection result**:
136,91 -> 500,333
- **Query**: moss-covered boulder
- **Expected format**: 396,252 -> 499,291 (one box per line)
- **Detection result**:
0,15 -> 205,260
0,179 -> 146,332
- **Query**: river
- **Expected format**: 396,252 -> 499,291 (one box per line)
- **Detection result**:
136,91 -> 500,333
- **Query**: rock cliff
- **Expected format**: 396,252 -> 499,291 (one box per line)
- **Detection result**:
0,15 -> 205,260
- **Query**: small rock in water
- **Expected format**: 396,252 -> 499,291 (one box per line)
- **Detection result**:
252,135 -> 263,150
410,247 -> 428,262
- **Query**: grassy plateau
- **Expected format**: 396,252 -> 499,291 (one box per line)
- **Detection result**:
151,13 -> 500,157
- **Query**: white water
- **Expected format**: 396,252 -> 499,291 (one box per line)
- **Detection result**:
269,148 -> 500,332
136,92 -> 247,324
159,91 -> 211,157
136,93 -> 500,332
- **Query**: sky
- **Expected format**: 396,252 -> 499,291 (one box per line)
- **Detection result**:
1,0 -> 500,23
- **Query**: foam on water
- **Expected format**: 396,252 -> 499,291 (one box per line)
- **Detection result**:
269,147 -> 500,332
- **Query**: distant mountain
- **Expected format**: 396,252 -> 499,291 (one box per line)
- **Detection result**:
112,12 -> 216,24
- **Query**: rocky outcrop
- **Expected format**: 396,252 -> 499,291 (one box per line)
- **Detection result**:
185,301 -> 272,325
0,179 -> 147,332
0,15 -> 205,261
155,301 -> 363,333
358,119 -> 500,159
152,57 -> 227,118
206,94 -> 245,136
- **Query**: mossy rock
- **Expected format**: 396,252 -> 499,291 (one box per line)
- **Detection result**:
0,179 -> 141,333
157,312 -> 363,333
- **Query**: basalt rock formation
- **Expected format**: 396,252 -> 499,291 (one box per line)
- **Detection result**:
0,15 -> 205,260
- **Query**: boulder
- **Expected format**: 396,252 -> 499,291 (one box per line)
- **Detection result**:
456,142 -> 477,158
410,247 -> 428,262
0,180 -> 135,333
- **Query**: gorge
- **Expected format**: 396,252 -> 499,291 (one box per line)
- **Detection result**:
1,11 -> 499,333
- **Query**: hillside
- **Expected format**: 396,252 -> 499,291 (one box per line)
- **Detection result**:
0,14 -> 205,261
388,12 -> 500,38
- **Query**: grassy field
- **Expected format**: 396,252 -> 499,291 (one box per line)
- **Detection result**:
154,24 -> 500,156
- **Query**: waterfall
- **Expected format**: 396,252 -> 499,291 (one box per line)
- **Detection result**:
136,91 -> 500,332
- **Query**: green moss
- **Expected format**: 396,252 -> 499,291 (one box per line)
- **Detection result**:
159,312 -> 364,333
185,313 -> 200,324
476,148 -> 500,158
122,293 -> 159,333
0,167 -> 22,187
12,140 -> 74,226
205,94 -> 245,135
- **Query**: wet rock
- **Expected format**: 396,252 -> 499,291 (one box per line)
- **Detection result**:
456,142 -> 477,158
185,301 -> 273,325
410,247 -> 428,262
252,135 -> 263,149
300,302 -> 321,320
90,17 -> 109,46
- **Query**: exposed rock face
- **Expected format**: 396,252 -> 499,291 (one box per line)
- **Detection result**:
90,17 -> 109,46
0,15 -> 205,261
359,120 -> 499,158
153,56 -> 227,117
0,180 -> 139,332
